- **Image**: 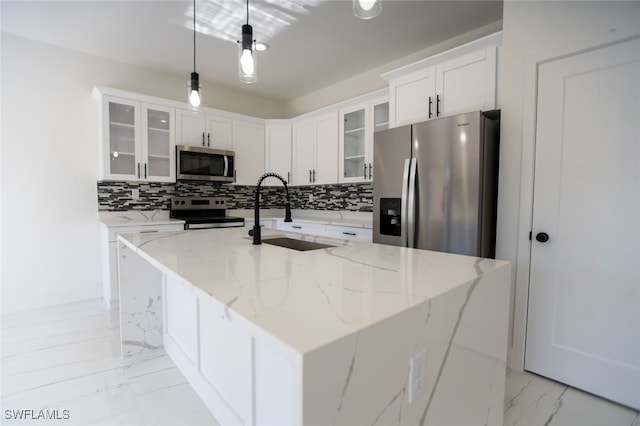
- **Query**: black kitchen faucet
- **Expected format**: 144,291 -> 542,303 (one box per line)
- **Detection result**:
249,173 -> 292,244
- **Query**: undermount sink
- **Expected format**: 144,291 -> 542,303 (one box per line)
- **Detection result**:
262,237 -> 335,251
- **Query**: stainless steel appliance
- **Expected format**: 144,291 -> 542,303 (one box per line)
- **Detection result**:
170,197 -> 244,230
373,111 -> 500,257
176,145 -> 235,183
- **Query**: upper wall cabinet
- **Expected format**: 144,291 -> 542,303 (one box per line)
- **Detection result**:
384,33 -> 501,128
338,96 -> 389,183
96,94 -> 175,182
265,121 -> 292,184
176,109 -> 233,150
291,112 -> 339,186
233,120 -> 265,186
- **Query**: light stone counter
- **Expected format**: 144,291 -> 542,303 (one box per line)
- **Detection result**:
98,210 -> 185,228
118,226 -> 510,425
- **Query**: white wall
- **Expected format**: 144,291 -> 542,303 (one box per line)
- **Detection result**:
0,34 -> 285,314
498,0 -> 640,369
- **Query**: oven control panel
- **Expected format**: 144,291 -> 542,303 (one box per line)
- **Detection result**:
170,197 -> 227,211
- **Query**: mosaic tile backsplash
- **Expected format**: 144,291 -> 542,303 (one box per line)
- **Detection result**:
97,181 -> 373,212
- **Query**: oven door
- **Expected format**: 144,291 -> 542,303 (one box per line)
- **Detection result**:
176,145 -> 235,183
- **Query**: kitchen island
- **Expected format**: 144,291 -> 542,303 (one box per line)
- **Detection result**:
117,226 -> 510,426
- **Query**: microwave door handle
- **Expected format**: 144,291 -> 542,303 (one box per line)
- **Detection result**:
223,155 -> 229,177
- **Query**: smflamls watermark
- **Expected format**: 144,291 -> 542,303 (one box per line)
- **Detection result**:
4,409 -> 70,421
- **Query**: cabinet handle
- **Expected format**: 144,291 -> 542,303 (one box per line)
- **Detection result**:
309,170 -> 312,183
137,162 -> 141,179
364,163 -> 367,179
144,163 -> 147,179
313,169 -> 316,183
139,230 -> 159,234
428,96 -> 433,119
202,132 -> 205,146
436,95 -> 441,117
207,133 -> 211,147
292,225 -> 302,229
287,172 -> 290,183
368,163 -> 373,180
342,232 -> 357,236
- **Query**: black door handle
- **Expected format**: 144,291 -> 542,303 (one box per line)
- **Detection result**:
536,232 -> 550,243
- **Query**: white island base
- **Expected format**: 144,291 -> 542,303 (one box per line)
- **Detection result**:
118,227 -> 511,426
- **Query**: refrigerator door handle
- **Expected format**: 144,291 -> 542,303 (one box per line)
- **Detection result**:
407,158 -> 418,248
400,158 -> 411,247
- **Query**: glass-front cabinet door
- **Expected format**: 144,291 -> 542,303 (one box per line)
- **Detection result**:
339,103 -> 368,182
339,97 -> 389,183
142,105 -> 175,182
105,98 -> 140,180
369,98 -> 389,181
100,95 -> 175,182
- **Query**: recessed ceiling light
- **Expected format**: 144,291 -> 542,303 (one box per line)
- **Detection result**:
255,42 -> 269,52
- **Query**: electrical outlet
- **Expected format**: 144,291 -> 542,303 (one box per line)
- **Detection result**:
131,188 -> 140,200
408,351 -> 427,404
308,194 -> 314,202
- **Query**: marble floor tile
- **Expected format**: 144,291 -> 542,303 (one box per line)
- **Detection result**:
1,299 -> 219,426
3,299 -> 638,425
504,369 -> 639,426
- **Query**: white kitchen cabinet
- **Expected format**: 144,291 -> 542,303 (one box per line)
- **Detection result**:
276,220 -> 324,235
265,121 -> 292,183
324,225 -> 372,242
165,274 -> 199,364
176,109 -> 233,150
97,95 -> 176,182
292,111 -> 338,185
199,297 -> 252,423
338,96 -> 388,183
233,120 -> 265,185
100,222 -> 183,309
387,46 -> 498,127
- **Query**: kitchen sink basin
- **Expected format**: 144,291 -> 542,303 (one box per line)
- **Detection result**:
262,237 -> 335,251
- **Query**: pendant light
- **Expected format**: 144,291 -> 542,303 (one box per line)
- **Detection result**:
238,0 -> 257,84
353,0 -> 382,19
188,0 -> 201,110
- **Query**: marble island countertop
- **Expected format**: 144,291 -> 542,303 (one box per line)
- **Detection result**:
118,226 -> 507,354
98,210 -> 185,227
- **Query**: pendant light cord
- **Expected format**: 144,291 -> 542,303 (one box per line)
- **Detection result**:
246,0 -> 249,25
193,0 -> 197,72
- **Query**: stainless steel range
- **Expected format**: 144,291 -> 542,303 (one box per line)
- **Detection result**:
170,197 -> 245,230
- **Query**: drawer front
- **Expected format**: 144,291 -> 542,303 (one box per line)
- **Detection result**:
325,225 -> 372,242
277,221 -> 324,236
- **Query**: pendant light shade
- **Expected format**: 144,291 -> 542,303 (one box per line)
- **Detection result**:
238,0 -> 257,84
353,0 -> 382,19
189,72 -> 201,109
188,0 -> 201,110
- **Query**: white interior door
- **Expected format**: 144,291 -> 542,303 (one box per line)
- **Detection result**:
526,37 -> 640,410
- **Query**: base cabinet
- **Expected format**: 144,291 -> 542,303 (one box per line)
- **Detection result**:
159,262 -> 509,426
163,274 -> 296,426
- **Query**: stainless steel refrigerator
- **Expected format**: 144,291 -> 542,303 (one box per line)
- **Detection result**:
373,111 -> 500,257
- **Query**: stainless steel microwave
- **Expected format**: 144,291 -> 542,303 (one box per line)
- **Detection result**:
176,145 -> 235,183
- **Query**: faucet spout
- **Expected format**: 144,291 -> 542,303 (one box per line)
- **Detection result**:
250,173 -> 292,245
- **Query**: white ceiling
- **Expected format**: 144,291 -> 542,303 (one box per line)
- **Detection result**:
1,0 -> 503,102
